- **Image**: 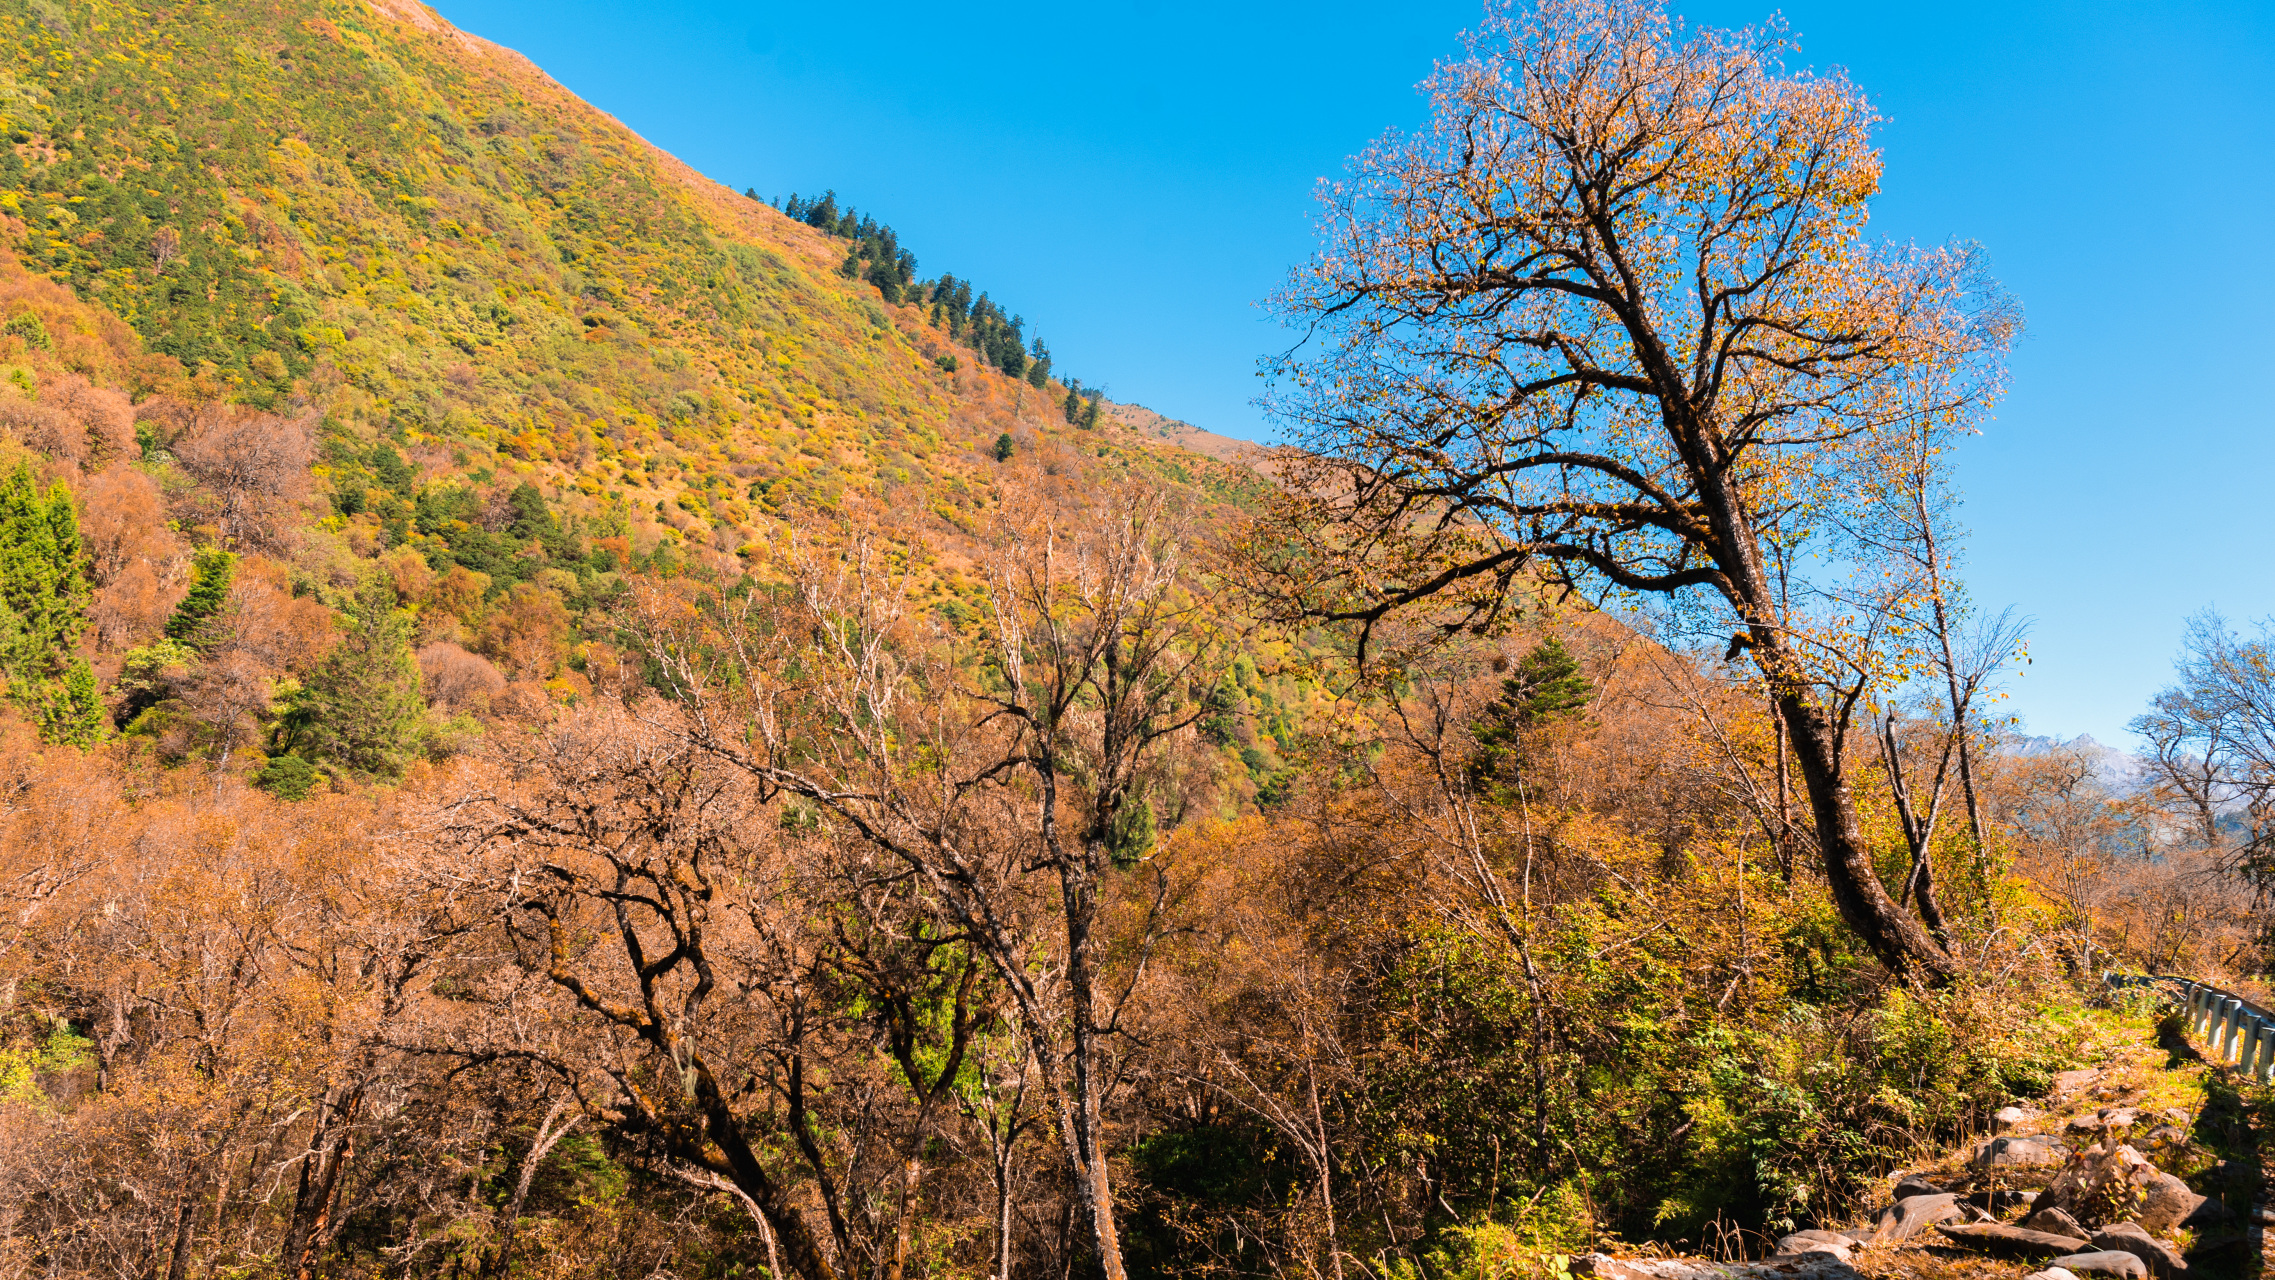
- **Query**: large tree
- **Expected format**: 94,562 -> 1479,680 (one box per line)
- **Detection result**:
1254,0 -> 2011,980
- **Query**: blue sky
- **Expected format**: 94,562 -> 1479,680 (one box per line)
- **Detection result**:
434,0 -> 2274,747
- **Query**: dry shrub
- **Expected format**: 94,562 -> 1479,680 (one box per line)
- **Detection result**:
477,583 -> 570,680
418,641 -> 504,716
40,374 -> 134,465
82,466 -> 186,649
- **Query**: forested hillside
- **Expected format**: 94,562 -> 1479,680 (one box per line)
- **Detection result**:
0,2 -> 2265,1280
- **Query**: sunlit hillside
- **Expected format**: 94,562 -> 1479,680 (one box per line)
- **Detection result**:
0,0 -> 1256,570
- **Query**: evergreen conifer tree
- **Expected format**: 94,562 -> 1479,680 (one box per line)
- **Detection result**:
0,464 -> 86,671
165,547 -> 236,646
299,579 -> 427,780
993,433 -> 1015,463
1471,635 -> 1593,787
1027,337 -> 1051,388
37,656 -> 104,747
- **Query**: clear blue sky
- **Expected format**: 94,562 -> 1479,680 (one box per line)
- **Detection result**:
434,0 -> 2274,748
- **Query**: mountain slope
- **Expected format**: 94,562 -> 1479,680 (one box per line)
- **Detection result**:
0,0 -> 1255,568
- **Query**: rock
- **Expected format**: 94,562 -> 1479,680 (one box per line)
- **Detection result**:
1960,1202 -> 1996,1223
2053,1069 -> 2102,1098
2100,1107 -> 2141,1128
2023,1206 -> 2089,1237
1976,1135 -> 2066,1169
1996,1104 -> 2038,1132
1773,1230 -> 1858,1261
2024,1270 -> 2082,1280
1871,1192 -> 1961,1243
2142,1125 -> 2190,1148
2091,1223 -> 2186,1278
2161,1108 -> 2190,1124
1893,1174 -> 1947,1200
2039,1144 -> 2162,1227
1572,1254 -> 1865,1280
2050,1251 -> 2149,1279
2132,1174 -> 2208,1235
1935,1223 -> 2094,1257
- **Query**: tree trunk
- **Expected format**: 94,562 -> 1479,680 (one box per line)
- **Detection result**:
163,1182 -> 198,1280
691,1063 -> 842,1280
1057,857 -> 1127,1280
1779,693 -> 1958,982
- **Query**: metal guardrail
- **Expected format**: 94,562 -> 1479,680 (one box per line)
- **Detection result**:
2106,972 -> 2275,1083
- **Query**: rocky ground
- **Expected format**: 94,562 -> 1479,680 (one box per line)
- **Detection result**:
1574,1000 -> 2269,1280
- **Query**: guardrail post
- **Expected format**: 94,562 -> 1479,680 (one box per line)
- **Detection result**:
2224,999 -> 2245,1061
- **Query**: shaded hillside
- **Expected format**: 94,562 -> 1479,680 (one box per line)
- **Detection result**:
0,0 -> 1252,570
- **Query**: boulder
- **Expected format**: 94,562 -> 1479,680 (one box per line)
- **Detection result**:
1996,1104 -> 2038,1131
1870,1192 -> 1961,1244
2091,1222 -> 2186,1278
2024,1270 -> 2082,1280
1976,1135 -> 2065,1169
2023,1206 -> 2089,1238
2142,1125 -> 2190,1148
1935,1223 -> 2094,1257
2133,1174 -> 2210,1236
2053,1069 -> 2102,1098
1893,1174 -> 1947,1200
2051,1251 -> 2149,1280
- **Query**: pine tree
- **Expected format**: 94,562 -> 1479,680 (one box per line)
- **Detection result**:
299,580 -> 427,780
993,433 -> 1015,463
165,547 -> 236,646
1471,635 -> 1593,788
37,656 -> 105,747
1081,396 -> 1102,430
1027,337 -> 1052,388
0,464 -> 86,670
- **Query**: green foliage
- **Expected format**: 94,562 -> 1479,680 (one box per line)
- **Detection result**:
1105,793 -> 1155,869
0,462 -> 81,664
934,353 -> 958,373
164,546 -> 234,646
1344,910 -> 2075,1246
35,653 -> 101,745
1382,1192 -> 1590,1280
296,580 -> 426,779
4,309 -> 46,349
113,636 -> 192,727
252,751 -> 320,800
993,432 -> 1015,462
0,1016 -> 92,1105
1473,636 -> 1593,787
0,462 -> 88,740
